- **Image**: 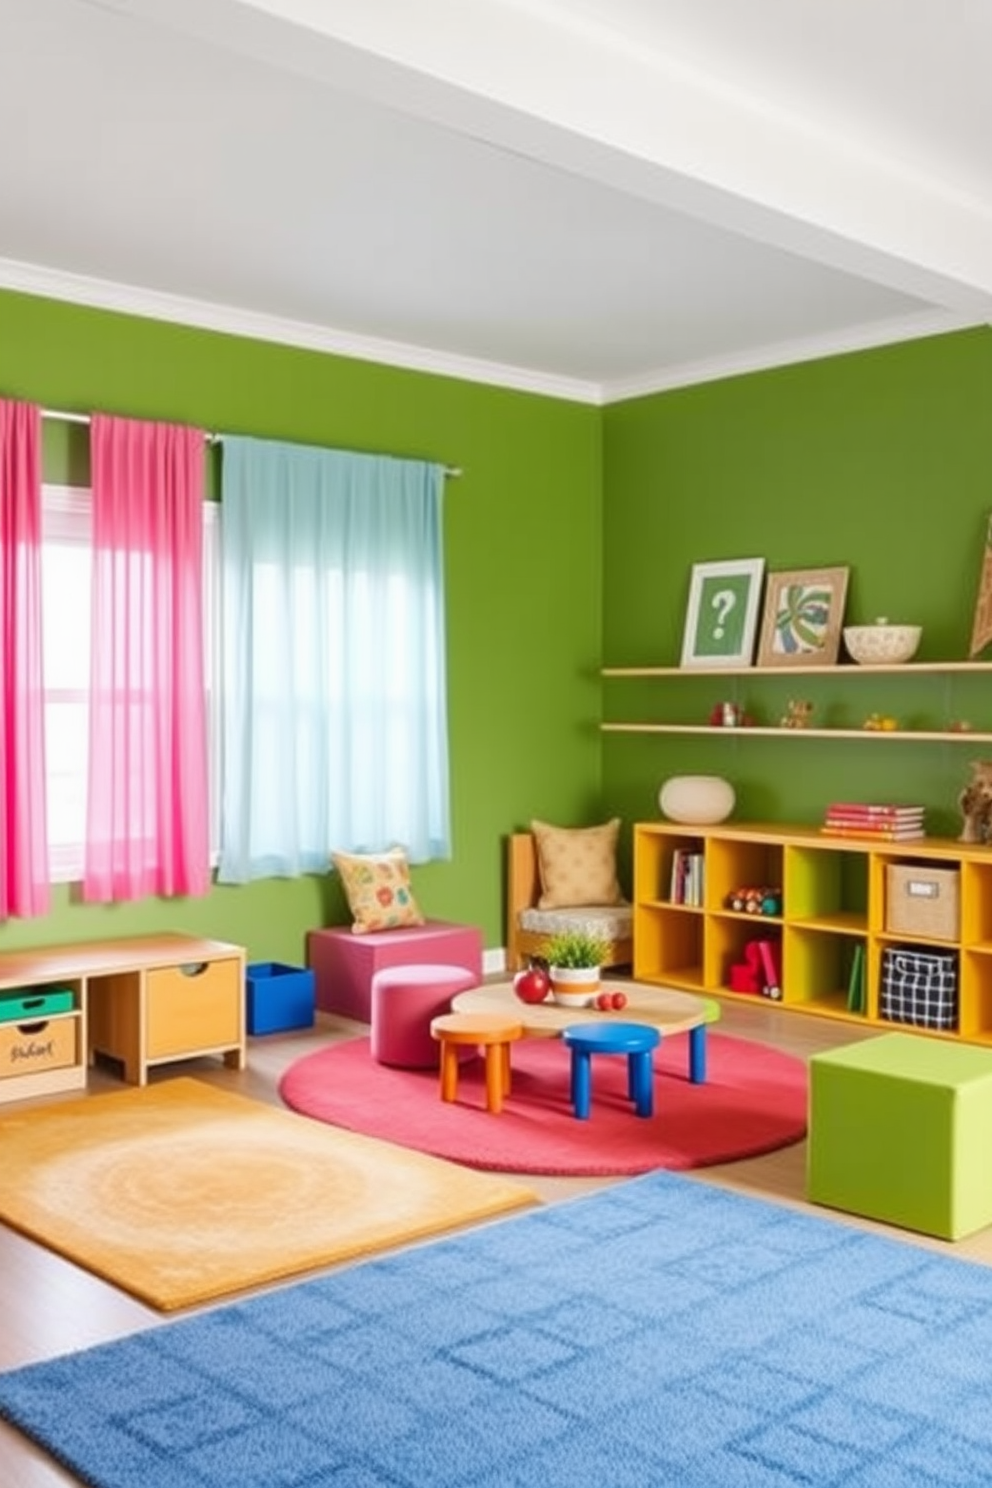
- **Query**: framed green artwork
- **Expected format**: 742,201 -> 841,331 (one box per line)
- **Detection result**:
756,565 -> 849,667
680,557 -> 765,668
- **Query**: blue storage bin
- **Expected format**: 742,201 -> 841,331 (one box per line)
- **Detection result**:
245,962 -> 315,1036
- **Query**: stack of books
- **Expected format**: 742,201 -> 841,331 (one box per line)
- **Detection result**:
822,802 -> 926,840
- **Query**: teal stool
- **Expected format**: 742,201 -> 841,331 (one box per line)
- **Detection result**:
808,1033 -> 992,1239
562,1022 -> 660,1120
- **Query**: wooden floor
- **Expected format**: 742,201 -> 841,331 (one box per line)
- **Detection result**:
2,996 -> 991,1485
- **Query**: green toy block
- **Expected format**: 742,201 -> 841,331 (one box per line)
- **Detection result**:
808,1033 -> 992,1240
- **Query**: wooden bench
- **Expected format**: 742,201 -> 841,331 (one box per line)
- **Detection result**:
505,832 -> 633,973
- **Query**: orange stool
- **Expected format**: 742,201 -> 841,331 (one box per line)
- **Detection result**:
430,1013 -> 524,1114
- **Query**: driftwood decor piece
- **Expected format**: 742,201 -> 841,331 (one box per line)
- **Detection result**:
969,513 -> 992,658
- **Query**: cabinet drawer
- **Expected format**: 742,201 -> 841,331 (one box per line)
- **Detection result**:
146,959 -> 241,1059
0,1017 -> 78,1080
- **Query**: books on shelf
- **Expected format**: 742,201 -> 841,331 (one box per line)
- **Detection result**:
669,849 -> 705,907
846,942 -> 866,1014
826,802 -> 925,820
822,802 -> 926,841
822,823 -> 926,840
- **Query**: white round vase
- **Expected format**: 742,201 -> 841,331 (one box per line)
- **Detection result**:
658,775 -> 735,825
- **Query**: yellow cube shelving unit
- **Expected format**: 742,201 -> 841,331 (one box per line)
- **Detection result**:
633,821 -> 992,1045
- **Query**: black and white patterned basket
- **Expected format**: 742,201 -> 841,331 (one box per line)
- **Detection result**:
880,945 -> 958,1031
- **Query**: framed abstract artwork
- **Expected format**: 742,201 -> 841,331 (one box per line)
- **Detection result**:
680,557 -> 765,668
756,566 -> 850,667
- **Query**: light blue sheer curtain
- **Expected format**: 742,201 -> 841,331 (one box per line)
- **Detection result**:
217,437 -> 450,883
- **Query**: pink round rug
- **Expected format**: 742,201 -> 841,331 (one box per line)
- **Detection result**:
279,1032 -> 807,1176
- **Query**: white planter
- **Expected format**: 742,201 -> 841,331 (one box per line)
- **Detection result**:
659,774 -> 735,825
549,965 -> 601,1007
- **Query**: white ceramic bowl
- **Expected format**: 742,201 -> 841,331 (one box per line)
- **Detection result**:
659,775 -> 735,825
842,621 -> 921,665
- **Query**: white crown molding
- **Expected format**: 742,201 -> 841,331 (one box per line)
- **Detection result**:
0,257 -> 602,407
600,309 -> 982,405
0,259 -> 982,412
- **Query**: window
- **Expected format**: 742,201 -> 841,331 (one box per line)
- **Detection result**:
40,486 -> 221,882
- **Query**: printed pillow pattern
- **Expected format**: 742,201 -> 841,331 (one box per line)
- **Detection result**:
331,848 -> 425,934
530,818 -> 624,910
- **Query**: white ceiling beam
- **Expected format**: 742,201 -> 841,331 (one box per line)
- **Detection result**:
111,0 -> 992,317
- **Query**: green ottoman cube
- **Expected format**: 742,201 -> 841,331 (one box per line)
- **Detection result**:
808,1033 -> 992,1240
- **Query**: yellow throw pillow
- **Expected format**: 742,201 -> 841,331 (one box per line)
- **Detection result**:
531,818 -> 623,909
331,848 -> 425,934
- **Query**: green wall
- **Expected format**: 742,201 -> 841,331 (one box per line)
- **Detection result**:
6,292 -> 990,962
602,328 -> 992,846
0,289 -> 603,960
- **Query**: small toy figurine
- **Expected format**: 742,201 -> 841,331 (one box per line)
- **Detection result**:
780,699 -> 813,729
724,885 -> 783,916
863,712 -> 898,731
959,760 -> 992,843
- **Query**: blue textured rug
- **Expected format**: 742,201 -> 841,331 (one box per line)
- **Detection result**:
3,1171 -> 992,1488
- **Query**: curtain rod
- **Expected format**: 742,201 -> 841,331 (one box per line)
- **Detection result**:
40,407 -> 462,477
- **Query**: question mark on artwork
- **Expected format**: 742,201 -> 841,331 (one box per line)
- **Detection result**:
711,588 -> 736,639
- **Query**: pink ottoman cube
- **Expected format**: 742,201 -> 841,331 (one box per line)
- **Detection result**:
370,963 -> 481,1069
306,920 -> 484,1023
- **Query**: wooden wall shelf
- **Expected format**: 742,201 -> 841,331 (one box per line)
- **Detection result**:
603,662 -> 992,678
602,660 -> 992,741
603,724 -> 992,742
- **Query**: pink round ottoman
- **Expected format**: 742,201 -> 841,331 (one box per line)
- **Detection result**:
370,963 -> 481,1068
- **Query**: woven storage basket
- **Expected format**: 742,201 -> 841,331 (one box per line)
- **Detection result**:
885,864 -> 959,942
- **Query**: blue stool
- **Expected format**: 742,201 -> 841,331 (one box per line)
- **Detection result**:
562,1022 -> 661,1120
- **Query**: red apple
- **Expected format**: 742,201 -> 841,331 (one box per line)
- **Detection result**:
596,992 -> 613,1011
513,966 -> 550,1004
611,991 -> 627,1010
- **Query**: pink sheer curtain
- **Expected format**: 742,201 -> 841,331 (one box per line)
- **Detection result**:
84,415 -> 210,902
0,398 -> 50,918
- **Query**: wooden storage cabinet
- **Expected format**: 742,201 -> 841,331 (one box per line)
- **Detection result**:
0,1006 -> 82,1100
0,1017 -> 77,1073
87,938 -> 246,1085
145,959 -> 242,1062
633,821 -> 992,1047
0,961 -> 87,1103
0,933 -> 246,1103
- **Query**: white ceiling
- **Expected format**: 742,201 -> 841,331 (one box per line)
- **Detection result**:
1,0 -> 990,403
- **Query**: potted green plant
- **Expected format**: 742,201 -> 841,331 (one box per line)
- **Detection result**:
543,928 -> 610,1007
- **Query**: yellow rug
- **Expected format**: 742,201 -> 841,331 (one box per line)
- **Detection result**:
0,1078 -> 537,1311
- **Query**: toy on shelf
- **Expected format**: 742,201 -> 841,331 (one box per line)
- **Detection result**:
862,712 -> 898,731
708,701 -> 754,727
727,937 -> 782,999
725,885 -> 782,916
779,699 -> 813,729
959,760 -> 992,844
